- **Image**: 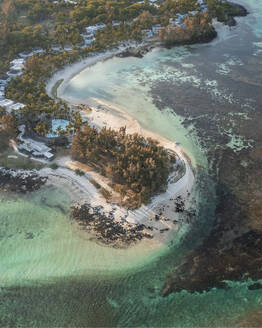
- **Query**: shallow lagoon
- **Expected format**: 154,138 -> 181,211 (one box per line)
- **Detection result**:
0,186 -> 178,285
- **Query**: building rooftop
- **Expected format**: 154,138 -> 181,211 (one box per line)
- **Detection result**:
0,99 -> 14,107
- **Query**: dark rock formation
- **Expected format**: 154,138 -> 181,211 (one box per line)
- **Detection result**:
223,2 -> 248,26
0,167 -> 47,192
248,283 -> 262,291
72,203 -> 153,247
117,45 -> 155,59
174,196 -> 185,213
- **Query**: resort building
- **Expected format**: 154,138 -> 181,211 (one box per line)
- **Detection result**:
17,125 -> 54,161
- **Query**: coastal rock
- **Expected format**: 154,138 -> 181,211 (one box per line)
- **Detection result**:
71,203 -> 153,247
248,283 -> 262,291
0,167 -> 47,193
216,1 -> 248,26
226,2 -> 248,20
117,45 -> 154,59
174,196 -> 185,213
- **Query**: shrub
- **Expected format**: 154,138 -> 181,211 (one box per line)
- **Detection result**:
50,163 -> 59,170
75,169 -> 85,176
99,187 -> 112,201
90,179 -> 101,189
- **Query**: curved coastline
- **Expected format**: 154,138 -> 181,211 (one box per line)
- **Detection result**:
46,41 -> 146,99
45,50 -> 196,247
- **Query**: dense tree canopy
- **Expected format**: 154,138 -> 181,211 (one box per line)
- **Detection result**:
70,124 -> 176,208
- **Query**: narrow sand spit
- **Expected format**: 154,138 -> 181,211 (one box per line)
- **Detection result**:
43,50 -> 195,245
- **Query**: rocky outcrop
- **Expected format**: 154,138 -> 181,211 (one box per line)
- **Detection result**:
223,2 -> 248,26
117,45 -> 154,59
211,1 -> 248,26
0,167 -> 47,192
72,203 -> 153,247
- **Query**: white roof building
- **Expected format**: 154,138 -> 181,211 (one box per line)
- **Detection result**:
85,24 -> 106,34
17,125 -> 54,160
9,103 -> 25,111
7,70 -> 23,78
19,51 -> 34,58
32,49 -> 45,55
112,21 -> 120,27
10,64 -> 24,71
0,99 -> 14,108
0,79 -> 8,86
10,58 -> 25,65
63,45 -> 72,51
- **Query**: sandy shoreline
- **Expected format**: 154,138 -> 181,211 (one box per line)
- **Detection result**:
44,47 -> 195,245
46,41 -> 145,99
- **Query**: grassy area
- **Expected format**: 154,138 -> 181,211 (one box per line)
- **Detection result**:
75,169 -> 85,176
0,151 -> 44,170
51,79 -> 64,99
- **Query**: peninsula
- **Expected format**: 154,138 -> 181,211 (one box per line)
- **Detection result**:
0,0 -> 247,247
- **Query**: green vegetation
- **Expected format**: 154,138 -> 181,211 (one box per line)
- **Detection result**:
51,79 -> 64,99
75,168 -> 85,176
206,0 -> 247,24
0,0 -> 154,69
90,179 -> 101,189
70,124 -> 176,208
159,12 -> 215,46
159,0 -> 198,15
5,52 -> 79,120
99,187 -> 112,202
0,107 -> 16,152
50,163 -> 59,170
0,0 -> 234,132
0,150 -> 44,170
0,130 -> 12,153
0,0 -> 231,69
5,50 -> 84,135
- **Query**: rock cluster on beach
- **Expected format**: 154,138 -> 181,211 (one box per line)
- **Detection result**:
0,167 -> 47,192
117,44 -> 155,58
72,203 -> 154,247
